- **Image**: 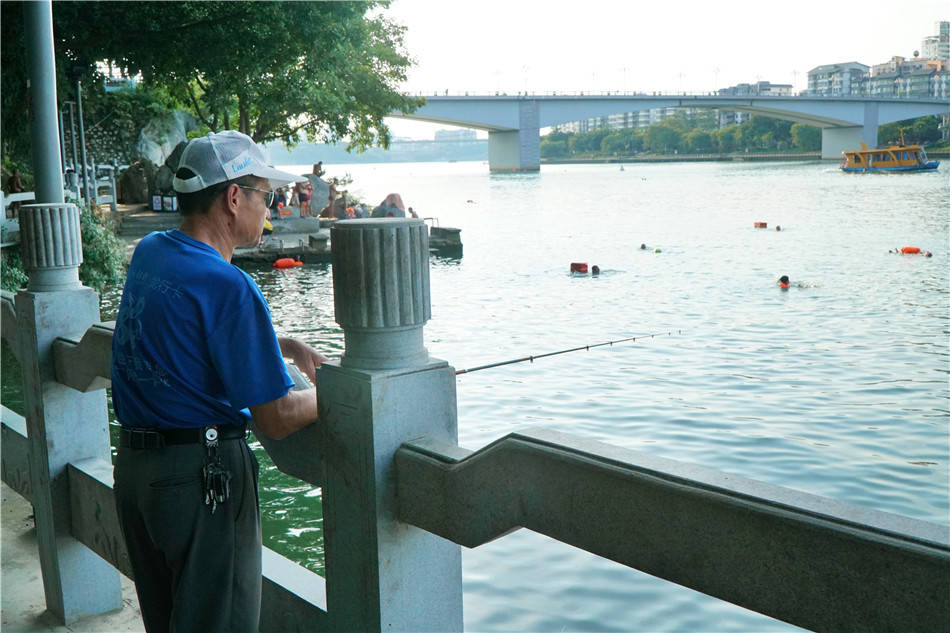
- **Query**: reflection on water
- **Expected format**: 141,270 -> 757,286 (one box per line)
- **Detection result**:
2,160 -> 947,632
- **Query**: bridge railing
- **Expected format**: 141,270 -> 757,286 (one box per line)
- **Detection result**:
3,217 -> 949,632
410,90 -> 950,100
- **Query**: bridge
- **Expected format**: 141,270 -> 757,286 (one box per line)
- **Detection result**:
390,94 -> 950,171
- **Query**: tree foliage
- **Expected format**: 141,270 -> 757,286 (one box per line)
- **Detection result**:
543,112 -> 831,158
2,1 -> 421,167
790,124 -> 820,151
644,125 -> 681,153
879,117 -> 942,145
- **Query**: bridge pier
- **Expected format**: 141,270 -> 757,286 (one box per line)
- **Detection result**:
821,102 -> 879,159
488,101 -> 540,172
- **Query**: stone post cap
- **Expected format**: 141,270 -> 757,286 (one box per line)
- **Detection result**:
19,202 -> 83,292
330,218 -> 431,370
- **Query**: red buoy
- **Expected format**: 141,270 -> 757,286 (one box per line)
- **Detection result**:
273,257 -> 303,269
901,246 -> 921,254
570,262 -> 588,274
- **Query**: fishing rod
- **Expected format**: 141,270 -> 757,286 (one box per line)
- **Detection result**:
455,330 -> 682,376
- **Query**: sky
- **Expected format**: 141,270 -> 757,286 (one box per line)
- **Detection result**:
379,0 -> 948,138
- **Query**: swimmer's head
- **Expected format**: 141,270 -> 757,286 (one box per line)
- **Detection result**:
775,225 -> 781,231
640,243 -> 647,250
591,265 -> 600,275
778,275 -> 790,288
925,251 -> 933,257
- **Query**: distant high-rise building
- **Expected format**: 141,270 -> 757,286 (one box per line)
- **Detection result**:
716,81 -> 792,127
434,129 -> 477,142
921,21 -> 949,62
807,62 -> 869,96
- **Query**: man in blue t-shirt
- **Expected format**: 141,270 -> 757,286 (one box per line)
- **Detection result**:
112,130 -> 326,633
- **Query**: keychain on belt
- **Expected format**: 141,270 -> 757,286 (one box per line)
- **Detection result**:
202,426 -> 232,514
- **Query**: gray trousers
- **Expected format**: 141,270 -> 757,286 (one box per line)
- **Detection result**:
114,437 -> 261,633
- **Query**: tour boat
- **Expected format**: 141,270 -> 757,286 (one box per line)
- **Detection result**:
840,131 -> 939,173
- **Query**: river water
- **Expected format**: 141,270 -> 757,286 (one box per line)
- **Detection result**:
256,159 -> 948,632
6,159 -> 948,632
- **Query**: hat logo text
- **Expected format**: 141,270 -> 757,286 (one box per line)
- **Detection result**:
230,157 -> 252,174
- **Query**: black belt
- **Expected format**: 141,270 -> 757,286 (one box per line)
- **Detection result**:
119,425 -> 247,450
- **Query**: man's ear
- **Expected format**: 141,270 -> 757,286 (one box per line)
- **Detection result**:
222,183 -> 242,219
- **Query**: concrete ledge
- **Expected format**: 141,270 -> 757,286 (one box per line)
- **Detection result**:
260,548 -> 329,633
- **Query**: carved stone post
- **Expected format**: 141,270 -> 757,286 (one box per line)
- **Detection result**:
318,219 -> 463,632
16,202 -> 121,622
17,1 -> 121,621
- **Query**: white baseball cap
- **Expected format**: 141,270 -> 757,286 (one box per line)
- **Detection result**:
173,130 -> 304,193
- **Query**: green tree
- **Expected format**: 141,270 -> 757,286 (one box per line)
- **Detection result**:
2,1 -> 421,165
715,126 -> 738,152
569,127 -> 613,154
601,128 -> 641,155
644,124 -> 681,154
910,116 -> 940,144
790,123 -> 820,150
684,129 -> 714,153
540,139 -> 568,158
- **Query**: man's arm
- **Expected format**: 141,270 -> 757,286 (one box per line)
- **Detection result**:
250,387 -> 317,440
250,337 -> 328,440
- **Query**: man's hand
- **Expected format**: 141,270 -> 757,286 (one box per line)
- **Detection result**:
278,337 -> 329,384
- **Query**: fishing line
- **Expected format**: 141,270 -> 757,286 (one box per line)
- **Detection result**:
455,330 -> 682,375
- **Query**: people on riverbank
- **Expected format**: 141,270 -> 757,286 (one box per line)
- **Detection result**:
295,180 -> 311,217
111,130 -> 328,633
4,169 -> 24,218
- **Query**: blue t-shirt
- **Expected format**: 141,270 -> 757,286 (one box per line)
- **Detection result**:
111,230 -> 293,429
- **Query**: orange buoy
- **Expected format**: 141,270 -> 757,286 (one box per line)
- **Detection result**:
273,257 -> 303,269
570,262 -> 588,274
754,221 -> 768,228
901,246 -> 921,254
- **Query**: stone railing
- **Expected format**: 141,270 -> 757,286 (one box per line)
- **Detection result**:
2,217 -> 948,632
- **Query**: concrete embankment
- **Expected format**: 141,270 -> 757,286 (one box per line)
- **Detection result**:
542,152 -> 821,165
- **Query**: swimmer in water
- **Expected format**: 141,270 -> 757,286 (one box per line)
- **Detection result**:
890,247 -> 933,257
591,265 -> 600,275
778,275 -> 790,289
775,225 -> 781,231
640,243 -> 648,250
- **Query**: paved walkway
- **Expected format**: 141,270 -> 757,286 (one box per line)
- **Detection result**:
1,482 -> 144,633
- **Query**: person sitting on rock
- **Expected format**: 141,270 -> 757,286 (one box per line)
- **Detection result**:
371,193 -> 407,218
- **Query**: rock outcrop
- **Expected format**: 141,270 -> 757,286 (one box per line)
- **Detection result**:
131,111 -> 197,167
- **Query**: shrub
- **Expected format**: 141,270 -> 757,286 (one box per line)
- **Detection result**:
79,206 -> 126,291
1,248 -> 28,291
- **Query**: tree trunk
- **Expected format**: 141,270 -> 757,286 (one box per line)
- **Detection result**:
238,96 -> 250,138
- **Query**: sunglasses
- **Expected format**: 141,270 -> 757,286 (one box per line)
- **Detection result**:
237,185 -> 275,207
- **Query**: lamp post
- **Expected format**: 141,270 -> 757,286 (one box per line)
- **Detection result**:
68,62 -> 90,203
